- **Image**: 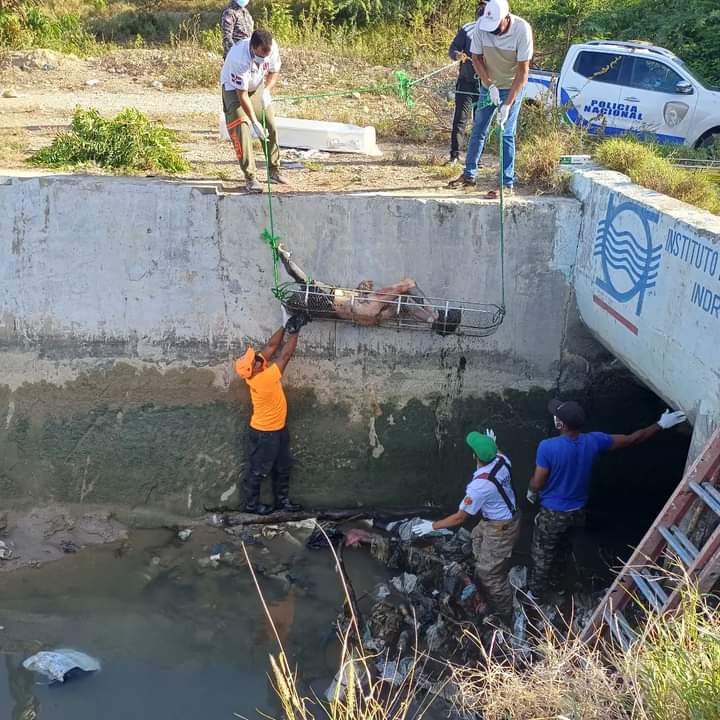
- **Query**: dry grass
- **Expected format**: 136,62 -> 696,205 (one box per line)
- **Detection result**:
375,112 -> 439,143
160,16 -> 222,88
163,51 -> 220,89
514,100 -> 589,194
451,623 -> 634,720
240,517 -> 720,720
618,580 -> 720,720
422,154 -> 458,179
596,138 -> 720,214
241,528 -> 436,720
0,128 -> 30,165
451,573 -> 720,720
516,129 -> 574,194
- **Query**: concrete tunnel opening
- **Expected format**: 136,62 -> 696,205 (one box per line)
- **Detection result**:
0,173 -> 703,592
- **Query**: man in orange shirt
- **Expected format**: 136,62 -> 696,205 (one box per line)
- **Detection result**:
234,314 -> 307,514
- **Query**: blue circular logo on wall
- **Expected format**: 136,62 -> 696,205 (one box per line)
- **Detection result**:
594,195 -> 662,317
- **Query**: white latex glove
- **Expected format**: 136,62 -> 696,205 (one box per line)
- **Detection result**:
261,89 -> 272,109
488,83 -> 501,106
485,428 -> 496,442
412,519 -> 436,537
498,103 -> 510,128
526,489 -> 538,504
657,409 -> 687,429
253,121 -> 268,142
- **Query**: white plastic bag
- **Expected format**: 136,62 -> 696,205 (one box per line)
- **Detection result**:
23,649 -> 101,683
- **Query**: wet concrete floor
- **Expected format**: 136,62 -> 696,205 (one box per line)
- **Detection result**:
0,527 -> 389,719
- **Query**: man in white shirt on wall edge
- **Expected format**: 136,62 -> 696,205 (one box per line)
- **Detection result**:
449,0 -> 533,195
220,28 -> 288,193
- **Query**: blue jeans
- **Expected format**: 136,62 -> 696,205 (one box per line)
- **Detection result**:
463,87 -> 525,188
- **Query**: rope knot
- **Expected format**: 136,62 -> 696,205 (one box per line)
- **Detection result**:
260,227 -> 280,255
392,70 -> 415,108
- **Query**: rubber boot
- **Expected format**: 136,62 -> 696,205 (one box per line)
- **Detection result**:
243,471 -> 274,515
242,501 -> 274,515
273,474 -> 302,513
275,497 -> 302,512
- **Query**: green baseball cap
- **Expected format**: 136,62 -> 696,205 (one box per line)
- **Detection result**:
466,431 -> 497,462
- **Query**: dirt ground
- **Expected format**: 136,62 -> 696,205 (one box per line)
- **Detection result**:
0,46 -> 507,196
0,505 -> 127,571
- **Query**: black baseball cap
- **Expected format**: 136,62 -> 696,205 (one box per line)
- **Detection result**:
548,399 -> 586,430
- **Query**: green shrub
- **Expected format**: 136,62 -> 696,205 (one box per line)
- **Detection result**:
29,107 -> 190,173
653,136 -> 720,163
89,9 -> 213,44
2,0 -> 719,88
596,138 -> 720,214
0,9 -> 33,47
0,4 -> 97,54
595,137 -> 655,173
200,25 -> 222,54
262,0 -> 296,43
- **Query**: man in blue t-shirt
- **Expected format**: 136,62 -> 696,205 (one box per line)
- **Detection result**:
527,398 -> 687,600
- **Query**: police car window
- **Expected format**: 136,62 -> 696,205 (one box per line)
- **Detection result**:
627,58 -> 682,93
573,51 -> 623,84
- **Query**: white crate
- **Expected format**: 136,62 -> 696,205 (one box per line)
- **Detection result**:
275,117 -> 382,156
218,112 -> 382,156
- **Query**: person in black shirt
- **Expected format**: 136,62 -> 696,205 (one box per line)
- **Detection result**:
447,3 -> 486,163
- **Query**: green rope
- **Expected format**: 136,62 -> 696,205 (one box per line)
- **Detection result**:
468,88 -> 506,312
269,61 -> 461,109
391,70 -> 415,108
497,111 -> 506,313
258,109 -> 288,302
273,81 -> 398,105
408,60 -> 460,87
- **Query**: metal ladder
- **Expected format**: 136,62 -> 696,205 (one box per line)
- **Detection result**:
580,428 -> 720,648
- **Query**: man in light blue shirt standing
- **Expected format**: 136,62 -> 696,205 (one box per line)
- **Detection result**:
414,430 -> 519,621
527,399 -> 687,600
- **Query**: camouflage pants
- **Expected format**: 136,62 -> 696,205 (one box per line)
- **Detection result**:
529,506 -> 586,599
471,515 -> 520,616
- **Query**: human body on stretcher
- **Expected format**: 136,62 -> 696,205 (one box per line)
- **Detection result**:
277,244 -> 462,335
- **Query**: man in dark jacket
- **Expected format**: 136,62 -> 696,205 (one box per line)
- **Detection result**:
447,3 -> 486,163
221,0 -> 254,58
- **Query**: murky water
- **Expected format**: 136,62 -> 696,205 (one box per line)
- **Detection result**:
0,527 -> 389,720
0,371 -> 693,719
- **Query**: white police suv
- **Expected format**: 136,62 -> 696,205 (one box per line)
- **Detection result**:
526,41 -> 720,149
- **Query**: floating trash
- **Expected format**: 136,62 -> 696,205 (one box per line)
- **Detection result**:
23,649 -> 101,684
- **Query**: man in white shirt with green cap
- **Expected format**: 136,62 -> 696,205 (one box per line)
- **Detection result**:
413,429 -> 519,621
